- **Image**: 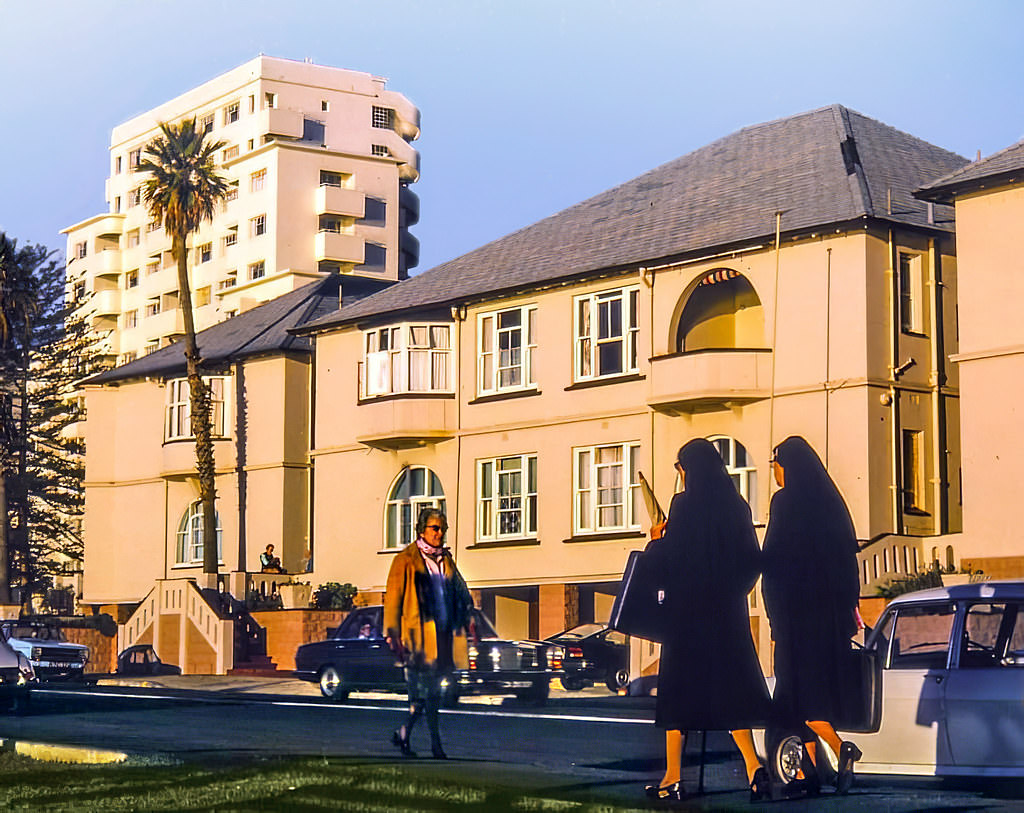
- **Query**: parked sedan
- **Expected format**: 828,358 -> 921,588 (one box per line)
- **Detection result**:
116,645 -> 182,676
294,605 -> 564,704
762,580 -> 1024,784
545,624 -> 630,691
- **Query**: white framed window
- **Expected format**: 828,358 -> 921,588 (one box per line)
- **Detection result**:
125,269 -> 139,289
199,113 -> 214,134
707,435 -> 758,516
477,305 -> 537,395
128,148 -> 141,169
223,101 -> 239,125
165,376 -> 227,441
222,145 -> 239,162
371,105 -> 395,130
122,310 -> 138,329
145,260 -> 160,276
195,242 -> 212,263
125,229 -> 140,249
248,260 -> 265,280
361,323 -> 452,398
371,144 -> 390,157
223,230 -> 237,249
384,466 -> 445,549
250,214 -> 266,237
573,441 -> 641,534
127,188 -> 141,207
225,183 -> 239,202
175,501 -> 223,566
573,285 -> 640,381
72,281 -> 86,301
146,220 -> 161,233
264,92 -> 277,109
899,252 -> 925,334
477,454 -> 537,541
319,170 -> 351,187
119,351 -> 137,365
250,169 -> 266,192
114,196 -> 121,213
75,242 -> 87,259
144,300 -> 160,317
114,156 -> 122,174
218,272 -> 237,291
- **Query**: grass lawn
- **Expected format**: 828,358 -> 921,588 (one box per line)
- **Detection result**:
0,751 -> 648,811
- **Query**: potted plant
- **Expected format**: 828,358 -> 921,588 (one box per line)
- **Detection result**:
278,581 -> 312,609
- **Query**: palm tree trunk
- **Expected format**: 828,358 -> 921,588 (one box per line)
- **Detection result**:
173,234 -> 219,576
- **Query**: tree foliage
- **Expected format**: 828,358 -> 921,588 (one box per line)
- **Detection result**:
139,119 -> 228,576
0,233 -> 105,609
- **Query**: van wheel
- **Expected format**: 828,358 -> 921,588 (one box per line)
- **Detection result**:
318,666 -> 350,701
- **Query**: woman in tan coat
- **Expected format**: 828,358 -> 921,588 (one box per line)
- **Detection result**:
384,507 -> 474,759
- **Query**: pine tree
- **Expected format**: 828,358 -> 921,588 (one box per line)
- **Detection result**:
0,233 -> 106,611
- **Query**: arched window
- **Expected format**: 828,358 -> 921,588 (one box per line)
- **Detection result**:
675,270 -> 763,352
175,501 -> 223,565
384,466 -> 446,549
709,435 -> 758,516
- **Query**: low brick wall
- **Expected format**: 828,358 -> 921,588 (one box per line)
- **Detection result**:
250,609 -> 348,672
63,628 -> 117,674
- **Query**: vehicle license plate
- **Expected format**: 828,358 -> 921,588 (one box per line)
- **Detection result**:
40,661 -> 79,669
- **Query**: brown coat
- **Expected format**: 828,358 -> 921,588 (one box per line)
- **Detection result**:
383,542 -> 473,670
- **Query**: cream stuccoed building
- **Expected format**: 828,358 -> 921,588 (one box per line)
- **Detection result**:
80,105 -> 971,675
62,55 -> 420,367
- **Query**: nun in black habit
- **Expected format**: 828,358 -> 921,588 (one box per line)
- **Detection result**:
762,436 -> 863,795
643,438 -> 771,801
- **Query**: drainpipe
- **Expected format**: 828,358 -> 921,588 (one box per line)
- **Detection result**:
824,248 -> 832,468
767,212 -> 783,517
307,337 -> 317,571
233,363 -> 247,571
642,267 -> 657,494
929,238 -> 948,533
450,307 -> 464,560
887,230 -> 903,535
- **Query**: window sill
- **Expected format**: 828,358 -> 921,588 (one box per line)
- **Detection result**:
466,537 -> 540,550
469,389 -> 542,405
904,506 -> 931,517
564,373 -> 644,391
163,436 -> 229,445
563,530 -> 644,544
358,391 -> 455,405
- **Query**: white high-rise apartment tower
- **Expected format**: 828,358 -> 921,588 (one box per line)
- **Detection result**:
63,56 -> 420,365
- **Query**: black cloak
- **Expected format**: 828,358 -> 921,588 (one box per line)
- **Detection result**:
762,436 -> 861,726
649,438 -> 771,731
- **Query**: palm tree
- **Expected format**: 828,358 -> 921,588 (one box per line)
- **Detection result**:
139,120 -> 228,576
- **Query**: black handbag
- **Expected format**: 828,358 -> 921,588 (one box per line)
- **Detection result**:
833,643 -> 881,733
608,549 -> 668,643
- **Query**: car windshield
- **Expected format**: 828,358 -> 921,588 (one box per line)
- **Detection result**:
555,623 -> 605,639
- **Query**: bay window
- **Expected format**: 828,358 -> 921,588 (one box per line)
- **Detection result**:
362,323 -> 452,398
165,376 -> 228,441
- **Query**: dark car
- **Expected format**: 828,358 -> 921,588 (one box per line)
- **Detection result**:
116,644 -> 182,677
294,605 -> 563,704
546,623 -> 630,691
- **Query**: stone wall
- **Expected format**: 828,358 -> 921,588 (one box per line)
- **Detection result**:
251,609 -> 348,671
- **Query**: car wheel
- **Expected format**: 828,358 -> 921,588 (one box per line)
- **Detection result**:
561,675 -> 585,691
767,727 -> 804,786
605,667 -> 630,692
516,678 -> 549,706
318,666 -> 350,701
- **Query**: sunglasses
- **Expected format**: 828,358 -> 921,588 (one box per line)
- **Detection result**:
425,524 -> 446,532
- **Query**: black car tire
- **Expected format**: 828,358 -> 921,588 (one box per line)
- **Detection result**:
605,667 -> 629,692
766,727 -> 836,787
318,665 -> 350,701
561,675 -> 585,691
516,677 -> 549,706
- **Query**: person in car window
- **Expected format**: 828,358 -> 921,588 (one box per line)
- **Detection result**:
762,436 -> 863,796
643,439 -> 772,802
384,507 -> 474,760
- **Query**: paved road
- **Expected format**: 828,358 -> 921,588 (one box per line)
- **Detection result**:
3,680 -> 1024,811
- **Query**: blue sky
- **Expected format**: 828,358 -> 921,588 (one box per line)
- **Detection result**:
2,0 -> 1022,271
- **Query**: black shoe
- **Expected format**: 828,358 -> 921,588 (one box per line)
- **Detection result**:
431,743 -> 447,760
835,740 -> 862,794
390,729 -> 415,757
644,781 -> 684,801
749,766 -> 771,801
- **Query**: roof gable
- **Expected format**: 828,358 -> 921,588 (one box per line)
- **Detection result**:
917,138 -> 1024,202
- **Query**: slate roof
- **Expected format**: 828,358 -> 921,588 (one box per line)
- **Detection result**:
298,104 -> 967,333
916,138 -> 1024,202
85,274 -> 385,385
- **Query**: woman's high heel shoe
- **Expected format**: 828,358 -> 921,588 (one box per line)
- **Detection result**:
390,729 -> 415,757
835,740 -> 862,794
749,766 -> 771,801
644,781 -> 685,801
